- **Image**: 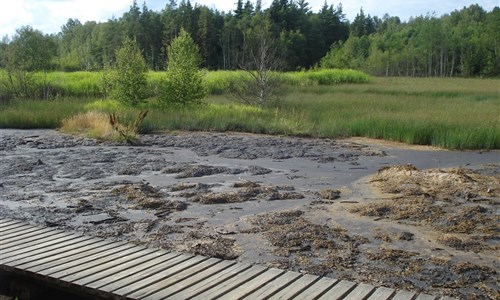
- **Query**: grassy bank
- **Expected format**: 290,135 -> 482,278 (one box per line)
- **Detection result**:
0,69 -> 370,99
1,76 -> 498,149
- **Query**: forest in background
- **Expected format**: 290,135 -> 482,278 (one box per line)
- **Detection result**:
0,0 -> 499,77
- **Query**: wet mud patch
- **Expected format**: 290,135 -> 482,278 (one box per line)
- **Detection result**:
169,180 -> 305,204
112,182 -> 188,215
248,210 -> 368,276
162,163 -> 272,178
182,231 -> 239,260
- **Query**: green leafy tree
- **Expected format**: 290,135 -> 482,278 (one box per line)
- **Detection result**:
2,26 -> 56,99
160,28 -> 206,107
112,37 -> 148,106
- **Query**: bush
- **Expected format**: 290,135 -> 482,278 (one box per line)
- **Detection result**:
112,37 -> 148,107
159,28 -> 206,107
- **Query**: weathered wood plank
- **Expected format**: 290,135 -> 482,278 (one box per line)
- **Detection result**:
1,236 -> 101,264
26,242 -> 137,275
317,280 -> 357,300
191,265 -> 269,299
87,251 -> 182,290
73,250 -> 171,287
267,274 -> 320,300
42,245 -> 148,279
138,259 -> 235,300
295,277 -> 339,299
0,232 -> 92,257
124,255 -> 211,299
392,290 -> 417,300
343,283 -> 376,300
0,226 -> 51,241
20,241 -> 129,272
440,297 -> 457,300
241,271 -> 302,299
166,262 -> 252,300
108,253 -> 197,295
367,287 -> 396,300
415,294 -> 437,300
117,257 -> 220,299
0,228 -> 70,247
0,222 -> 37,231
217,268 -> 285,300
60,248 -> 160,283
0,220 -> 27,229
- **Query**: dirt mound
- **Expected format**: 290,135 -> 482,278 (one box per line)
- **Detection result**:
351,165 -> 499,251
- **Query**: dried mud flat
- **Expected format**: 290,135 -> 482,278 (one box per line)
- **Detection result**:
1,129 -> 499,299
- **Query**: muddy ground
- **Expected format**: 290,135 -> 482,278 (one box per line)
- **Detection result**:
0,129 -> 498,299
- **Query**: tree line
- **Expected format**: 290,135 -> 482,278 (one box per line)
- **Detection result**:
0,0 -> 498,77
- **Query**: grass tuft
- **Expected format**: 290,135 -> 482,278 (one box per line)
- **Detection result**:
59,111 -> 117,140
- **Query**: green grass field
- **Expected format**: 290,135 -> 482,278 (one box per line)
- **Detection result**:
1,73 -> 498,149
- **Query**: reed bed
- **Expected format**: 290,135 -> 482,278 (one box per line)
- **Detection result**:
1,73 -> 498,149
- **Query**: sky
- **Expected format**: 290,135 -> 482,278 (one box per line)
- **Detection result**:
1,0 -> 498,38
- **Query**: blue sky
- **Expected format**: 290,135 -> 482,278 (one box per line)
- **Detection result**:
1,0 -> 498,38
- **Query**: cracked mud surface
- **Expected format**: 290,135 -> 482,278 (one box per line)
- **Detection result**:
1,129 -> 499,299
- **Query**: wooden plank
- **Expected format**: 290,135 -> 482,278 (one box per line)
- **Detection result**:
73,250 -> 172,287
0,222 -> 39,231
415,295 -> 436,300
0,218 -> 15,224
241,271 -> 302,299
440,297 -> 457,300
18,240 -> 128,272
392,290 -> 417,300
216,268 -> 286,300
138,259 -> 235,300
41,245 -> 148,279
25,242 -> 137,274
1,236 -> 101,264
367,287 -> 396,300
60,247 -> 159,283
317,280 -> 357,300
1,233 -> 92,258
0,228 -> 70,247
191,265 -> 269,299
166,262 -> 252,300
87,251 -> 181,291
0,226 -> 49,240
343,283 -> 376,300
1,232 -> 80,255
268,274 -> 320,300
109,253 -> 197,296
294,277 -> 339,299
124,255 -> 211,299
93,256 -> 214,298
0,220 -> 27,229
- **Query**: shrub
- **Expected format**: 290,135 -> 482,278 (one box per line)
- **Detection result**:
159,28 -> 206,107
112,37 -> 148,107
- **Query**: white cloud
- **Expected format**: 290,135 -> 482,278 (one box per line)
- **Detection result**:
0,1 -> 34,37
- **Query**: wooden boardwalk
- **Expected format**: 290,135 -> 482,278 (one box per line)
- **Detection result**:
0,218 -> 455,300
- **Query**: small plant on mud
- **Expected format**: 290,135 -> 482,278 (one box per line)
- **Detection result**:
109,110 -> 148,144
